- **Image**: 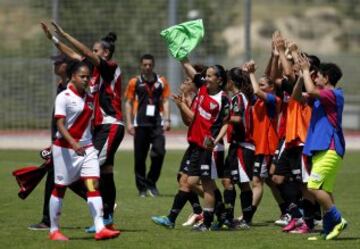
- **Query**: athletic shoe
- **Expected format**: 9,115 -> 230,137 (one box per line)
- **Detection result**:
314,219 -> 322,228
192,223 -> 210,232
290,223 -> 311,234
28,222 -> 50,231
147,187 -> 159,197
182,213 -> 203,227
282,218 -> 303,232
236,219 -> 251,230
49,230 -> 69,241
139,191 -> 147,198
151,216 -> 174,229
325,218 -> 348,240
274,213 -> 292,227
85,215 -> 113,233
94,227 -> 120,240
308,234 -> 326,241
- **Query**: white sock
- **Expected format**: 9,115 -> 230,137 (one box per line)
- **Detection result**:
87,194 -> 105,233
49,194 -> 63,233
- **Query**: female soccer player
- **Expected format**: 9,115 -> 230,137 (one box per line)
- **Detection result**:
245,61 -> 282,224
50,60 -> 120,240
49,22 -> 125,231
298,54 -> 347,241
176,57 -> 230,231
223,67 -> 255,229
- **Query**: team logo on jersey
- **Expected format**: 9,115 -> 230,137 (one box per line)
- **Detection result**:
210,103 -> 217,110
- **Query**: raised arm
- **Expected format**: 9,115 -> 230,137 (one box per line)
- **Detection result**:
274,33 -> 296,83
298,53 -> 320,98
246,61 -> 268,100
41,22 -> 82,61
180,57 -> 197,80
52,21 -> 101,66
172,93 -> 194,126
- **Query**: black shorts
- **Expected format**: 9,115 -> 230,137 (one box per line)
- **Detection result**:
274,145 -> 304,182
177,145 -> 192,181
186,143 -> 213,178
253,154 -> 272,179
93,124 -> 124,167
224,144 -> 254,183
272,138 -> 285,165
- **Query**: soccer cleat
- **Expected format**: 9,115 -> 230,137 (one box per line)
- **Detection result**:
308,234 -> 326,241
151,216 -> 175,229
235,219 -> 251,230
85,215 -> 113,233
28,222 -> 50,231
192,223 -> 210,232
290,223 -> 311,234
49,230 -> 69,241
147,187 -> 159,197
275,213 -> 292,227
94,227 -> 120,240
314,219 -> 323,228
282,218 -> 303,232
325,218 -> 347,240
182,213 -> 203,227
139,191 -> 147,198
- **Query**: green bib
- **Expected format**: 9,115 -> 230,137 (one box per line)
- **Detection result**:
160,19 -> 204,60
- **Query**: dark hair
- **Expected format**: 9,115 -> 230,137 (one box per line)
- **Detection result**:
193,64 -> 208,77
211,64 -> 227,89
307,54 -> 321,72
140,54 -> 155,63
318,63 -> 342,86
66,60 -> 90,79
228,67 -> 253,101
99,32 -> 117,59
51,53 -> 70,66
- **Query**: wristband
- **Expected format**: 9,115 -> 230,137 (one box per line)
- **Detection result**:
52,36 -> 59,45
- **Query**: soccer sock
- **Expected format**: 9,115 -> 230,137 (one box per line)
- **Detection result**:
167,190 -> 190,223
49,187 -> 66,233
203,208 -> 214,228
279,202 -> 289,216
328,205 -> 342,227
279,181 -> 302,219
240,190 -> 253,223
87,191 -> 105,233
214,188 -> 226,222
302,199 -> 315,229
99,173 -> 116,220
223,188 -> 236,221
188,191 -> 202,215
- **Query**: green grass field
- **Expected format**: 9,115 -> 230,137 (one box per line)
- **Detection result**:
1,149 -> 359,249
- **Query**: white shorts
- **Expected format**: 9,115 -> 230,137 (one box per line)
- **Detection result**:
52,144 -> 100,186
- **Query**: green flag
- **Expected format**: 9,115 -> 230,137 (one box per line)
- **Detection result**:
160,19 -> 204,60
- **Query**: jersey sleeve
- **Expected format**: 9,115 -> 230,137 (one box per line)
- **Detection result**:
124,78 -> 137,101
221,96 -> 231,123
54,93 -> 67,119
160,76 -> 171,99
99,58 -> 117,83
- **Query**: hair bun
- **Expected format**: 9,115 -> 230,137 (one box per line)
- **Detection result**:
102,32 -> 117,43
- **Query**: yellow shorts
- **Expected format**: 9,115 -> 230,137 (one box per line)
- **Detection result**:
307,150 -> 342,193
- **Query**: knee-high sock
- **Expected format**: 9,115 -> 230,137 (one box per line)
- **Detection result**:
168,190 -> 190,223
100,173 -> 116,219
214,189 -> 226,222
49,187 -> 66,233
87,191 -> 105,233
188,191 -> 202,215
240,190 -> 253,223
223,188 -> 236,221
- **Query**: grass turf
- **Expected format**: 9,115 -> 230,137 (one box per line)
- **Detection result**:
0,149 -> 359,249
